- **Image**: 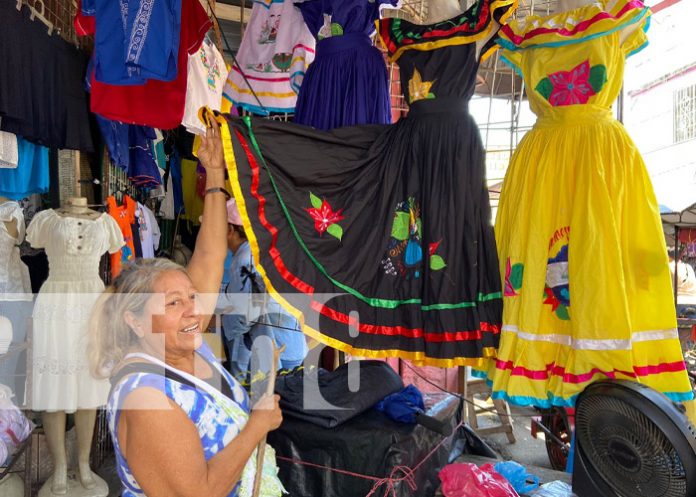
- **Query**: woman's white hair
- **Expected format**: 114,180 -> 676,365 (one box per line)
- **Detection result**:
88,258 -> 188,379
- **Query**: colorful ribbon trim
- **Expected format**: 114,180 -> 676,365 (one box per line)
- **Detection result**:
378,0 -> 517,62
494,358 -> 687,384
500,0 -> 647,47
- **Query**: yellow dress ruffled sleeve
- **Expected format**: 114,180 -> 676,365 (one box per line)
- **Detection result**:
620,3 -> 651,57
497,0 -> 651,73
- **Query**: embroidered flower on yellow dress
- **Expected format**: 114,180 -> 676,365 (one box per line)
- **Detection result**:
408,69 -> 436,104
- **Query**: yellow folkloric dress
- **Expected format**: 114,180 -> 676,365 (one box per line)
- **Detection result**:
484,0 -> 694,407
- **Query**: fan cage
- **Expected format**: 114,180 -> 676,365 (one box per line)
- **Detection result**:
575,382 -> 696,497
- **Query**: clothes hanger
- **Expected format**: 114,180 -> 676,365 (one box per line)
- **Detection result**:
17,0 -> 55,36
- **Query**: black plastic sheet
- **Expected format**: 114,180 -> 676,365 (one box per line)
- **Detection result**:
274,360 -> 404,428
268,393 -> 488,497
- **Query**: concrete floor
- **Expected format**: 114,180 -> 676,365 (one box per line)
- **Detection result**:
475,402 -> 555,470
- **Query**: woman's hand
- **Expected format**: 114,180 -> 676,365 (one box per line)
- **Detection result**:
248,394 -> 283,434
198,111 -> 225,172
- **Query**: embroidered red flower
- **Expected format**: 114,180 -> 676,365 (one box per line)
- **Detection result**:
543,287 -> 561,311
547,60 -> 595,107
306,199 -> 344,235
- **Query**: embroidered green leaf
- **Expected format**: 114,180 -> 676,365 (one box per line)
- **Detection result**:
555,305 -> 570,321
588,64 -> 608,94
430,255 -> 446,271
327,223 -> 343,241
391,212 -> 410,241
510,263 -> 524,290
330,23 -> 344,36
535,77 -> 553,101
309,192 -> 322,209
416,218 -> 423,238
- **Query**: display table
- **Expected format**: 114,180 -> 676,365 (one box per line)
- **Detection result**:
268,393 -> 461,497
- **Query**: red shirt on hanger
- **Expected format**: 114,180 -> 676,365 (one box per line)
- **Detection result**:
90,0 -> 212,129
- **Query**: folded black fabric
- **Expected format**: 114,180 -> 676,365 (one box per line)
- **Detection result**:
274,360 -> 404,428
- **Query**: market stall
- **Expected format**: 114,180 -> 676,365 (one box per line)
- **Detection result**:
0,0 -> 694,496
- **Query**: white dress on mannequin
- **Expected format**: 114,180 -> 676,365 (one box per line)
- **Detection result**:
0,202 -> 31,299
27,209 -> 124,412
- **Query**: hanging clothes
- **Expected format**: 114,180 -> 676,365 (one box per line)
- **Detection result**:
0,2 -> 94,152
131,213 -> 143,258
180,159 -> 204,225
0,202 -> 31,300
160,150 -> 185,220
153,130 -> 167,171
183,37 -> 229,135
96,116 -> 162,187
292,0 -> 400,129
0,132 -> 18,169
224,0 -> 315,115
0,137 -> 49,200
88,0 -> 212,130
74,0 -> 96,36
107,195 -> 138,278
93,0 -> 182,85
483,0 -> 694,407
136,202 -> 161,258
220,0 -> 516,367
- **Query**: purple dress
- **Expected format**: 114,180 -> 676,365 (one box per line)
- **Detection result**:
293,0 -> 398,130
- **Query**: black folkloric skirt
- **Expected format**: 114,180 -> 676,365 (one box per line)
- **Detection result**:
220,101 -> 501,367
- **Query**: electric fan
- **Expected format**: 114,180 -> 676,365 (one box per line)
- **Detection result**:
573,380 -> 696,497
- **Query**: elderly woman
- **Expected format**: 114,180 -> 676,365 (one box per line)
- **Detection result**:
89,116 -> 285,497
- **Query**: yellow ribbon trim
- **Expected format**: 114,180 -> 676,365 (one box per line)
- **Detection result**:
290,56 -> 306,66
221,119 -> 497,368
225,80 -> 297,98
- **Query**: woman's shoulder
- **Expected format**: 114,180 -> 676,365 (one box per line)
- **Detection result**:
108,363 -> 181,411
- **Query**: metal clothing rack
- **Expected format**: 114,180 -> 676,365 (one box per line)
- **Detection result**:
0,332 -> 33,497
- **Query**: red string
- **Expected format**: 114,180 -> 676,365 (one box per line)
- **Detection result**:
276,418 -> 465,497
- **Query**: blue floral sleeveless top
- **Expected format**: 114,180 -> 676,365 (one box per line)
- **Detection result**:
107,343 -> 250,497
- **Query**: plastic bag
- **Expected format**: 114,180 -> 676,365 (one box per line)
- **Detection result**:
529,481 -> 575,497
0,384 -> 34,460
494,461 -> 540,494
439,463 -> 520,497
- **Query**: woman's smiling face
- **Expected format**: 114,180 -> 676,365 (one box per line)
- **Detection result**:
135,269 -> 203,357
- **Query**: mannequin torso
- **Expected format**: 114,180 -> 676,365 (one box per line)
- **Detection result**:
55,197 -> 102,221
426,0 -> 498,58
0,196 -> 18,239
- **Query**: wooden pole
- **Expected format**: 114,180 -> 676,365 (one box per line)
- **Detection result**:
251,344 -> 284,497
